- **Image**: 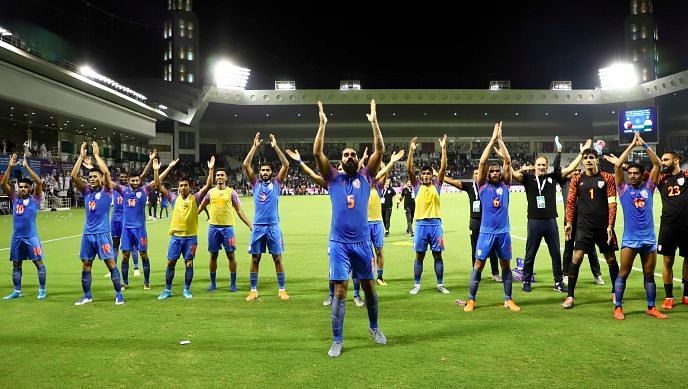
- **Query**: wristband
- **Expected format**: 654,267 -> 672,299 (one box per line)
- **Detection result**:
296,159 -> 302,164
642,143 -> 649,150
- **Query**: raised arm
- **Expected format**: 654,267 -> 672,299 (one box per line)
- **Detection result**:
1,153 -> 17,195
478,123 -> 500,184
285,149 -> 326,188
199,156 -> 215,197
22,155 -> 43,198
375,150 -> 405,181
442,176 -> 464,190
313,101 -> 331,180
158,159 -> 179,182
438,134 -> 448,183
139,149 -> 156,181
637,133 -> 661,184
366,99 -> 384,175
615,133 -> 637,186
358,147 -> 369,170
243,132 -> 261,184
70,142 -> 88,192
152,158 -> 167,197
406,137 -> 418,186
92,141 -> 112,189
562,139 -> 591,178
270,134 -> 290,182
495,125 -> 511,183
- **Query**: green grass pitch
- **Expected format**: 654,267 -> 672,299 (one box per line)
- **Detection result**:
0,192 -> 684,387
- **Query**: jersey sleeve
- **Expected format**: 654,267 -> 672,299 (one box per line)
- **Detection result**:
113,182 -> 124,194
604,172 -> 617,227
565,174 -> 579,224
324,166 -> 340,188
433,177 -> 442,194
616,182 -> 628,197
143,182 -> 154,194
231,190 -> 241,207
249,174 -> 258,186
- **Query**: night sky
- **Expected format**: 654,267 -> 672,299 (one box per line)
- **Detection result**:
1,0 -> 687,90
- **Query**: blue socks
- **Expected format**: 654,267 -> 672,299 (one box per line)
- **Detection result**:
276,272 -> 285,289
12,266 -> 22,290
414,259 -> 423,284
364,293 -> 379,329
434,259 -> 444,284
608,261 -> 619,294
110,267 -> 122,293
37,264 -> 46,290
644,274 -> 656,309
166,265 -> 175,290
377,269 -> 383,279
132,251 -> 139,268
502,267 -> 513,300
353,278 -> 361,298
331,297 -> 346,342
184,266 -> 193,290
469,269 -> 482,300
142,259 -> 150,284
81,270 -> 92,297
230,272 -> 237,289
121,261 -> 129,285
250,272 -> 258,290
209,272 -> 217,285
328,281 -> 334,297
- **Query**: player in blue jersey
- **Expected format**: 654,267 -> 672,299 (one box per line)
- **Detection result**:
70,142 -> 124,305
314,100 -> 387,358
612,132 -> 667,320
242,132 -> 290,301
463,122 -> 521,312
159,191 -> 169,218
2,153 -> 47,300
114,156 -> 177,290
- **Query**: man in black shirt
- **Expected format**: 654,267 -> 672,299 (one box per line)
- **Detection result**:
381,181 -> 396,237
512,141 -> 588,293
657,150 -> 688,309
398,180 -> 415,236
444,170 -> 500,281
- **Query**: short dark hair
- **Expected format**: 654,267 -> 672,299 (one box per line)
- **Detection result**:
535,155 -> 549,164
626,162 -> 645,175
259,162 -> 274,171
664,150 -> 683,163
17,177 -> 32,186
215,168 -> 227,175
581,148 -> 597,158
89,167 -> 103,175
421,165 -> 433,173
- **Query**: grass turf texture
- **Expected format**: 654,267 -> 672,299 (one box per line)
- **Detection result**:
0,192 -> 684,387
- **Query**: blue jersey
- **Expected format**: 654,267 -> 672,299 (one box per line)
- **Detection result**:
117,183 -> 152,229
251,176 -> 281,225
326,167 -> 373,243
112,189 -> 124,222
479,181 -> 510,234
83,186 -> 113,234
11,193 -> 41,238
618,180 -> 656,242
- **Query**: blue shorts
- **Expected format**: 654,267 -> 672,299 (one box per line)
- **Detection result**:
80,233 -> 115,260
10,236 -> 44,261
368,221 -> 384,249
621,240 -> 657,254
110,220 -> 123,238
329,241 -> 374,281
414,223 -> 445,252
168,236 -> 198,260
208,225 -> 236,253
476,232 -> 511,261
249,224 -> 284,255
121,227 -> 148,252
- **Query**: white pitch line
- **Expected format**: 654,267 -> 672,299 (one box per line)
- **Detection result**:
511,233 -> 682,283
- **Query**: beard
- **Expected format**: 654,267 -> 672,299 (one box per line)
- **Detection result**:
343,160 -> 357,175
661,165 -> 673,174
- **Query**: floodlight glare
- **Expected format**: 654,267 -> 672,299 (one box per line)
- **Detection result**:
79,65 -> 148,101
598,63 -> 639,90
275,80 -> 296,90
551,81 -> 572,90
214,60 -> 251,90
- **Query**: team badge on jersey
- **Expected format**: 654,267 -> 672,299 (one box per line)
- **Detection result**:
547,177 -> 552,184
268,183 -> 273,190
136,192 -> 142,198
95,192 -> 102,200
22,198 -> 29,206
496,187 -> 503,195
597,181 -> 605,188
678,177 -> 685,186
353,179 -> 360,189
640,189 -> 649,198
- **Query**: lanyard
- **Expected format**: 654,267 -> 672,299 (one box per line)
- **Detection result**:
535,175 -> 547,196
472,180 -> 478,199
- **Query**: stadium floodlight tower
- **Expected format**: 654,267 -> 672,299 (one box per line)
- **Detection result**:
551,81 -> 572,90
489,80 -> 511,90
340,80 -> 361,90
275,81 -> 296,90
214,60 -> 251,89
598,63 -> 639,90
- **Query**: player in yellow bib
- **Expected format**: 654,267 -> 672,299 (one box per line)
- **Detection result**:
198,167 -> 252,292
154,156 -> 214,299
407,135 -> 449,295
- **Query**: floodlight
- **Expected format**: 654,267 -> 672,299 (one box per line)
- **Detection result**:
275,81 -> 296,90
489,80 -> 510,90
598,63 -> 639,90
340,80 -> 361,90
551,81 -> 572,90
214,60 -> 251,90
